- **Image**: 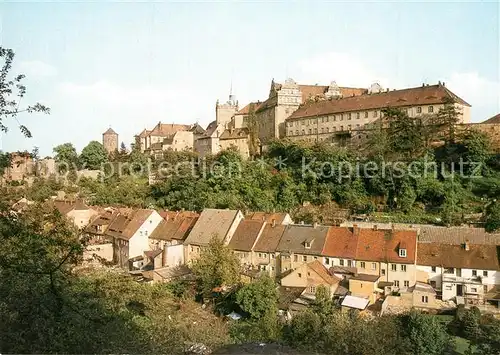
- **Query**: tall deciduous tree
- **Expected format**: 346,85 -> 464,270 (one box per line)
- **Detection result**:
191,236 -> 241,297
235,275 -> 277,319
53,142 -> 79,172
79,140 -> 108,170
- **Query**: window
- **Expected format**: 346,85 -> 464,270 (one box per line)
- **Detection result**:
144,230 -> 148,236
356,124 -> 360,128
304,242 -> 311,249
313,128 -> 317,134
364,111 -> 368,118
301,130 -> 305,135
430,281 -> 436,288
298,273 -> 302,278
326,117 -> 329,122
340,125 -> 344,131
340,114 -> 344,121
381,269 -> 386,276
347,125 -> 351,130
295,130 -> 299,135
399,249 -> 407,258
401,265 -> 407,272
373,111 -> 378,118
472,270 -> 477,276
444,267 -> 455,274
484,285 -> 488,293
360,262 -> 366,269
421,296 -> 428,303
471,287 -> 477,293
417,106 -> 422,113
348,113 -> 352,120
347,260 -> 353,267
428,106 -> 434,113
271,266 -> 275,271
294,255 -> 298,262
271,253 -> 275,259
307,272 -> 310,276
371,263 -> 377,270
325,257 -> 330,265
314,256 -> 318,260
301,121 -> 305,126
303,255 -> 307,262
483,271 -> 488,277
394,280 -> 400,287
431,266 -> 436,273
356,112 -> 360,119
340,259 -> 345,266
326,127 -> 329,133
404,280 -> 409,287
391,264 -> 397,272
309,286 -> 316,294
309,129 -> 312,134
333,115 -> 336,121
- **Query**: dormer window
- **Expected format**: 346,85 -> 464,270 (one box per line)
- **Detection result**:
399,248 -> 407,258
304,242 -> 311,249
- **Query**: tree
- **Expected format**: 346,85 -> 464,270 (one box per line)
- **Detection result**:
384,108 -> 426,160
235,275 -> 278,319
311,285 -> 334,318
53,143 -> 79,172
399,311 -> 451,355
0,47 -> 49,137
435,96 -> 462,143
191,236 -> 241,297
246,103 -> 260,157
484,200 -> 500,232
79,141 -> 108,170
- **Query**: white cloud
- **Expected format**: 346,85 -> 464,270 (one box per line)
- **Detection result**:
19,60 -> 57,77
295,52 -> 393,88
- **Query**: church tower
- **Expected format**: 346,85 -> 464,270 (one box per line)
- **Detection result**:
102,127 -> 118,154
215,83 -> 238,128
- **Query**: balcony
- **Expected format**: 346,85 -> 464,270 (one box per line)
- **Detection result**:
442,275 -> 483,284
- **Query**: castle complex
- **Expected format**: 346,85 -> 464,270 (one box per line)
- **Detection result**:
128,77 -> 498,160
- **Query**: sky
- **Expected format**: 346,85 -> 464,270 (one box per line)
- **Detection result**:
0,1 -> 499,156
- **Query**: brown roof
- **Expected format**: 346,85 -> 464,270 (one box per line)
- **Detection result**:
236,102 -> 263,115
307,260 -> 340,286
136,129 -> 151,138
227,220 -> 265,251
52,199 -> 90,215
322,227 -> 357,259
277,224 -> 329,255
184,209 -> 241,246
417,225 -> 500,245
149,215 -> 198,241
253,224 -> 286,253
246,212 -> 290,225
299,84 -> 366,102
417,242 -> 500,270
483,113 -> 500,124
288,84 -> 470,120
219,127 -> 249,140
278,286 -> 306,309
159,210 -> 199,220
355,228 -> 417,264
351,273 -> 380,282
85,208 -> 119,235
103,127 -> 118,135
149,122 -> 191,137
105,209 -> 154,240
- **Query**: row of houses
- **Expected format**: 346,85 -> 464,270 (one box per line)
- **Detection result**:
31,199 -> 500,312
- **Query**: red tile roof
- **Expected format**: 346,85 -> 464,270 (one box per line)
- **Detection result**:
253,224 -> 286,253
288,84 -> 470,120
307,260 -> 340,286
149,122 -> 191,137
246,212 -> 290,225
322,227 -> 357,259
356,228 -> 417,264
236,102 -> 262,115
149,215 -> 198,241
105,209 -> 154,240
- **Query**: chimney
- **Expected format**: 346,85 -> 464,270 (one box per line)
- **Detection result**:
422,83 -> 425,87
443,82 -> 445,86
438,81 -> 441,85
373,224 -> 378,231
464,240 -> 470,251
272,219 -> 276,227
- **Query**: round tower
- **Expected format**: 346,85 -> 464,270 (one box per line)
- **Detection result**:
102,127 -> 118,154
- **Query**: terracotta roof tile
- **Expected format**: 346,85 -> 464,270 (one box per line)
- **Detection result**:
236,102 -> 263,115
307,260 -> 340,286
322,226 -> 357,259
483,113 -> 500,124
288,84 -> 470,120
103,128 -> 118,135
417,242 -> 500,270
227,220 -> 265,251
253,224 -> 286,253
105,209 -> 154,240
149,122 -> 191,137
355,228 -> 417,264
246,212 -> 290,225
149,215 -> 198,241
219,128 -> 249,140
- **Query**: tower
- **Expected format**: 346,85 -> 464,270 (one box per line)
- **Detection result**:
215,82 -> 239,128
102,127 -> 118,154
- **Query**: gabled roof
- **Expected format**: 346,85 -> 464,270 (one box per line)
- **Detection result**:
184,209 -> 241,246
253,224 -> 286,253
307,260 -> 340,286
190,123 -> 206,135
322,226 -> 357,259
136,129 -> 151,138
277,224 -> 329,255
482,113 -> 500,124
149,215 -> 198,242
418,225 -> 500,245
246,212 -> 290,225
219,128 -> 249,140
105,209 -> 154,240
85,208 -> 120,235
236,101 -> 263,115
355,228 -> 417,264
52,199 -> 90,215
103,128 -> 118,135
298,84 -> 367,102
288,84 -> 470,120
417,242 -> 500,270
227,220 -> 265,251
149,122 -> 191,137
